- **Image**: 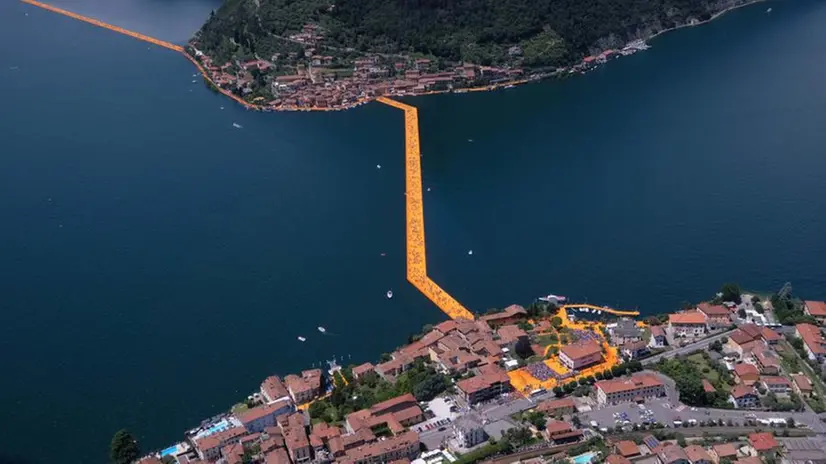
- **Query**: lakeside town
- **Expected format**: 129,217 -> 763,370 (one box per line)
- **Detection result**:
186,28 -> 651,112
128,283 -> 826,464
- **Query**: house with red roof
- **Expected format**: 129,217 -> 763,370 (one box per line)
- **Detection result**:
559,340 -> 603,370
791,373 -> 813,397
729,384 -> 759,409
796,323 -> 826,362
805,301 -> 826,325
669,311 -> 707,337
748,432 -> 780,456
733,364 -> 760,386
697,303 -> 731,329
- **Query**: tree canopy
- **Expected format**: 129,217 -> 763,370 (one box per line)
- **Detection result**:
110,429 -> 140,464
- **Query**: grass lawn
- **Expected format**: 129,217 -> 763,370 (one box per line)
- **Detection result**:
686,353 -> 721,384
231,403 -> 249,415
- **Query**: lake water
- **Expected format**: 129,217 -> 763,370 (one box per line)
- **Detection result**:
1,0 -> 825,462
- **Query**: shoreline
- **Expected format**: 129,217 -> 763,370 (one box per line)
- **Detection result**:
19,0 -> 769,114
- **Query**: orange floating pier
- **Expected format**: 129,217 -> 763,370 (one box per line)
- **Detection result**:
377,97 -> 475,321
21,0 -> 183,52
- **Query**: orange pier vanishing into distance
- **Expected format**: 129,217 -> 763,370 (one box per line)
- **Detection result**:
20,0 -> 476,320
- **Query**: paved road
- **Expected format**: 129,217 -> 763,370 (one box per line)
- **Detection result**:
643,329 -> 734,365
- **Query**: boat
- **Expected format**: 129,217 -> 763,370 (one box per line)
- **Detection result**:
468,250 -> 473,255
318,326 -> 326,333
232,123 -> 242,129
505,84 -> 515,89
387,290 -> 393,299
766,7 -> 772,12
376,164 -> 381,169
539,294 -> 568,303
297,336 -> 306,342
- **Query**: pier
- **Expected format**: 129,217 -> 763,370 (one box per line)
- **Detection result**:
377,97 -> 475,320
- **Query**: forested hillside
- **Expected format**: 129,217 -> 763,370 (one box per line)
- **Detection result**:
195,0 -> 750,68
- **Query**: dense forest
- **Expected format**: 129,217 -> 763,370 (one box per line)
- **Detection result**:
195,0 -> 752,67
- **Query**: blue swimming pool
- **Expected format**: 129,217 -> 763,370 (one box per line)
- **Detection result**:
160,445 -> 178,457
572,452 -> 598,464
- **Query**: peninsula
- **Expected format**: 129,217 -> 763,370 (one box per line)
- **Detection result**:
187,0 -> 761,110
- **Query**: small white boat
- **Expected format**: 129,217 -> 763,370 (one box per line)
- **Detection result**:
766,7 -> 772,12
318,326 -> 326,333
232,123 -> 242,129
427,188 -> 431,192
468,139 -> 474,142
387,290 -> 393,299
192,80 -> 196,83
376,164 -> 382,169
467,250 -> 473,255
220,106 -> 224,110
297,336 -> 306,342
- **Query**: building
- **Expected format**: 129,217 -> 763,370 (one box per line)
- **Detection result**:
610,319 -> 644,344
480,304 -> 528,326
761,376 -> 792,394
345,393 -> 424,433
607,455 -> 632,464
732,363 -> 760,386
342,430 -> 419,464
352,363 -> 375,379
702,379 -> 716,394
615,441 -> 641,458
751,349 -> 781,375
238,400 -> 293,433
285,370 -> 322,405
805,301 -> 826,325
456,365 -> 511,405
265,448 -> 291,464
685,445 -> 714,464
697,303 -> 731,329
452,413 -> 487,449
261,376 -> 291,404
537,398 -> 575,417
193,426 -> 247,462
621,340 -> 649,360
727,326 -> 763,356
282,413 -> 311,463
543,420 -> 582,444
559,340 -> 603,370
748,432 -> 780,456
796,323 -> 826,362
376,355 -> 415,381
496,324 -> 529,353
654,444 -> 690,464
649,325 -> 667,348
729,384 -> 759,409
668,311 -> 707,337
595,373 -> 666,405
791,373 -> 814,397
710,443 -> 738,463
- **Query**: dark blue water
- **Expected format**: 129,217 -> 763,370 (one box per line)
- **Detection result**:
1,0 -> 825,462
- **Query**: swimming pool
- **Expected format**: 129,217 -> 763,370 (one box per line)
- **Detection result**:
160,445 -> 178,457
571,452 -> 598,464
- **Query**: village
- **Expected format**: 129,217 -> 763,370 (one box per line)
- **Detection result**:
188,26 -> 651,112
136,287 -> 826,464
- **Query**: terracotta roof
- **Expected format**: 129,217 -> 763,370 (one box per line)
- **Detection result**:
806,300 -> 826,317
698,303 -> 729,316
596,373 -> 663,394
748,432 -> 779,452
733,363 -> 759,377
669,311 -> 706,325
481,304 -> 527,322
650,325 -> 666,337
615,440 -> 640,457
560,340 -> 602,361
730,329 -> 757,345
712,443 -> 738,458
761,327 -> 782,342
343,430 -> 418,462
797,323 -> 826,354
265,448 -> 291,464
735,458 -> 762,464
238,400 -> 291,424
457,366 -> 510,394
544,419 -> 573,435
702,379 -> 716,393
761,376 -> 791,386
606,455 -> 632,464
352,362 -> 375,377
261,376 -> 289,401
370,393 -> 417,415
657,444 -> 689,464
497,324 -> 528,343
685,445 -> 713,463
792,373 -> 813,391
194,426 -> 247,452
537,397 -> 575,413
730,384 -> 757,399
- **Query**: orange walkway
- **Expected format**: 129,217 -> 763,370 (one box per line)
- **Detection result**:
377,97 -> 475,321
21,0 -> 183,52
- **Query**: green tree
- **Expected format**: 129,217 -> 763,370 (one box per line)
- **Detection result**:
550,317 -> 563,329
720,283 -> 742,304
110,429 -> 140,464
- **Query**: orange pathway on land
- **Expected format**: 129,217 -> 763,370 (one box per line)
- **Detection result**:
377,97 -> 475,321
